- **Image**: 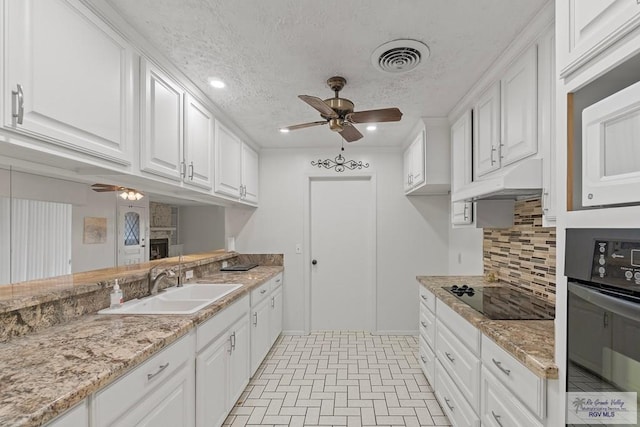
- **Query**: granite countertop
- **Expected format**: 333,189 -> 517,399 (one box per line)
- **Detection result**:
0,266 -> 283,427
417,276 -> 558,379
0,250 -> 238,313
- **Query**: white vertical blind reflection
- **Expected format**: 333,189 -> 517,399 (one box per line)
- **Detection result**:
0,198 -> 10,285
11,199 -> 72,283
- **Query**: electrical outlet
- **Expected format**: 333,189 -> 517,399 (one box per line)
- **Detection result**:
185,270 -> 194,280
222,261 -> 228,268
296,244 -> 302,254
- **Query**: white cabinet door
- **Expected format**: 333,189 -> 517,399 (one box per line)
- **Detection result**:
215,122 -> 242,199
451,111 -> 473,225
474,82 -> 501,178
140,59 -> 184,181
452,202 -> 473,226
3,0 -> 132,165
582,80 -> 640,207
500,45 -> 538,167
269,286 -> 283,346
250,297 -> 271,376
241,143 -> 259,204
410,132 -> 426,188
45,401 -> 88,427
561,0 -> 640,75
184,95 -> 214,190
402,147 -> 412,191
229,315 -> 250,406
196,333 -> 230,427
539,29 -> 557,223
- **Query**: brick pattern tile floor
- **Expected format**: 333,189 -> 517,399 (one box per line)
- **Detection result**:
224,332 -> 451,427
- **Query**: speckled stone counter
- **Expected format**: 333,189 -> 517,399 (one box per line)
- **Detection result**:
416,276 -> 558,379
0,265 -> 283,427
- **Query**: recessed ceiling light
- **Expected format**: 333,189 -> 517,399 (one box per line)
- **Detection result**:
366,125 -> 377,131
208,78 -> 225,89
279,128 -> 290,133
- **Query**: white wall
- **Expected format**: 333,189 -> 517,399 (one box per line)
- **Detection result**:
228,146 -> 454,334
179,205 -> 226,254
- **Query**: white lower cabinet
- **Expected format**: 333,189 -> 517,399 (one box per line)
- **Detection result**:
45,400 -> 88,427
93,332 -> 196,427
195,295 -> 250,427
435,360 -> 480,427
250,273 -> 283,376
481,367 -> 543,427
269,284 -> 283,345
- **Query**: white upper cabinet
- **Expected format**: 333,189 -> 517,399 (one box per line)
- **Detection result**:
403,120 -> 450,195
241,143 -> 259,205
582,80 -> 640,207
474,45 -> 538,180
215,122 -> 259,205
184,94 -> 214,190
559,0 -> 640,77
474,83 -> 501,178
451,111 -> 473,225
215,122 -> 243,198
3,0 -> 133,165
140,59 -> 185,181
500,45 -> 538,167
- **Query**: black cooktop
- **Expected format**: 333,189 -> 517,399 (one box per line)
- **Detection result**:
445,285 -> 555,320
220,263 -> 258,272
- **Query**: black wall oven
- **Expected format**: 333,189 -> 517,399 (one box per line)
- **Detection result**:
566,228 -> 640,426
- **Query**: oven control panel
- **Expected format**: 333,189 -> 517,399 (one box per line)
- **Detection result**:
591,239 -> 640,286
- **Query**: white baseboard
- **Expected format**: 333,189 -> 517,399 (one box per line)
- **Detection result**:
373,330 -> 418,336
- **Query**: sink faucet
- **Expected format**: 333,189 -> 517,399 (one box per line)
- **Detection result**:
149,265 -> 177,295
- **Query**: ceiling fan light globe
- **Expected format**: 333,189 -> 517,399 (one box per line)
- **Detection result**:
119,191 -> 128,200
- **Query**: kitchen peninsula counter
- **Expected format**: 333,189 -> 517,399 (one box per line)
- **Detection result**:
0,265 -> 283,427
417,275 -> 557,379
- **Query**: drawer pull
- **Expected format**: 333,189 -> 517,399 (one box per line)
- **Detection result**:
420,321 -> 427,328
421,295 -> 428,301
492,358 -> 511,376
445,352 -> 455,363
444,397 -> 454,411
260,289 -> 267,294
147,362 -> 170,381
253,312 -> 258,326
420,355 -> 427,363
492,410 -> 504,427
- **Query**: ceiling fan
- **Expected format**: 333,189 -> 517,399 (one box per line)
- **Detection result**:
281,76 -> 403,142
91,183 -> 144,200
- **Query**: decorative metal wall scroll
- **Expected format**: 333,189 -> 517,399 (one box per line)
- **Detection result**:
311,154 -> 369,173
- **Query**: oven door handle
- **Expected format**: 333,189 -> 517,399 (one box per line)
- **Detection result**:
569,282 -> 640,323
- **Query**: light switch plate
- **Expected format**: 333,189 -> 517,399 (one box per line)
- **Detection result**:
185,270 -> 194,280
295,244 -> 302,254
222,261 -> 228,268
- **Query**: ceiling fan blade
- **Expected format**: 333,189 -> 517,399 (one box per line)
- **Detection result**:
339,124 -> 363,143
298,95 -> 338,119
91,183 -> 121,192
282,121 -> 327,131
346,108 -> 403,123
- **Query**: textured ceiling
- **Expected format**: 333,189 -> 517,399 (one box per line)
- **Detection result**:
106,0 -> 548,149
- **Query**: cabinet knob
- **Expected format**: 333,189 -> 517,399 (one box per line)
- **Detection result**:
312,259 -> 317,265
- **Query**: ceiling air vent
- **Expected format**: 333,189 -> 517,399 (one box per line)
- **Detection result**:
371,39 -> 430,73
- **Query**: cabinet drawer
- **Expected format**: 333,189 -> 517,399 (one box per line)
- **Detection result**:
196,295 -> 249,352
435,360 -> 480,427
436,320 -> 480,411
418,336 -> 435,386
94,332 -> 195,427
419,305 -> 435,350
481,367 -> 543,427
436,299 -> 480,354
45,400 -> 88,427
251,280 -> 271,305
481,335 -> 545,418
418,285 -> 436,313
271,273 -> 283,290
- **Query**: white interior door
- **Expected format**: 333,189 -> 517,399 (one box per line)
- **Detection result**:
310,177 -> 375,331
118,205 -> 147,266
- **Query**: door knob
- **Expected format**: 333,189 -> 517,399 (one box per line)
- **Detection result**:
312,259 -> 317,265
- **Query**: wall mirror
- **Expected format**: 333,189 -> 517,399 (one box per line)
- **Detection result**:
0,165 -> 226,287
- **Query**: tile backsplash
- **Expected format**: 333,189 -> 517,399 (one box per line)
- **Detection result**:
483,198 -> 556,302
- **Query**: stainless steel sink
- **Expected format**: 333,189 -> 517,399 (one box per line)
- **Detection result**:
99,283 -> 243,315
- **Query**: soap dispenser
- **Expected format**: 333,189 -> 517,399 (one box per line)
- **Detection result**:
110,279 -> 123,308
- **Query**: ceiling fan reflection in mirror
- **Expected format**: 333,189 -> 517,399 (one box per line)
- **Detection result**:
91,183 -> 144,201
281,76 -> 402,142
